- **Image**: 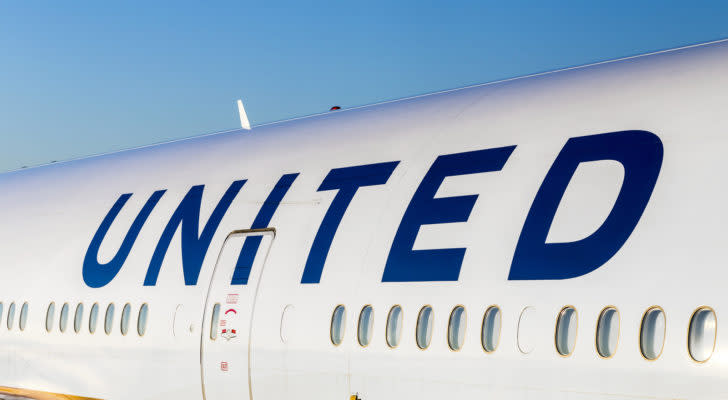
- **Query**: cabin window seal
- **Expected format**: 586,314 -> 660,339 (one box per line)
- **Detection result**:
554,305 -> 578,357
416,305 -> 434,350
688,306 -> 717,363
481,305 -> 502,353
386,304 -> 403,349
639,306 -> 666,361
595,306 -> 620,359
330,305 -> 346,346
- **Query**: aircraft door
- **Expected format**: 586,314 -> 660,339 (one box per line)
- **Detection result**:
201,229 -> 275,400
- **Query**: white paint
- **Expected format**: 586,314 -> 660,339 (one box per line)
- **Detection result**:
0,39 -> 727,400
237,99 -> 251,130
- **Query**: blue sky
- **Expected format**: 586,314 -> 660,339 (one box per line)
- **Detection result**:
1,1 -> 727,171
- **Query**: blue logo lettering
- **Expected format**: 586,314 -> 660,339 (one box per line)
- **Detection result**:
508,130 -> 663,280
83,190 -> 166,288
300,161 -> 399,284
383,146 -> 515,282
231,173 -> 299,285
144,180 -> 246,286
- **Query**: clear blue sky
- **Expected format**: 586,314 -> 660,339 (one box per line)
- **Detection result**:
1,1 -> 727,171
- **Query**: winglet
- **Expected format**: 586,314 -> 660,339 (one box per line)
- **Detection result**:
237,99 -> 251,130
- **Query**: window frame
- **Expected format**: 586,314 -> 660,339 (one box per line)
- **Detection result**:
554,305 -> 578,357
19,302 -> 28,332
104,303 -> 116,335
45,302 -> 55,332
138,303 -> 149,337
415,305 -> 434,350
481,305 -> 502,353
447,305 -> 467,352
357,305 -> 374,348
89,303 -> 99,334
688,306 -> 717,363
330,304 -> 346,347
385,304 -> 403,349
595,306 -> 620,359
73,303 -> 84,334
639,305 -> 666,361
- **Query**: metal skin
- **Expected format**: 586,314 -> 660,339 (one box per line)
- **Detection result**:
1,39 -> 728,400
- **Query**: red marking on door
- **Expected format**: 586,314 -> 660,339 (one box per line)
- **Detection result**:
226,294 -> 239,304
220,319 -> 227,327
220,361 -> 229,372
225,308 -> 237,315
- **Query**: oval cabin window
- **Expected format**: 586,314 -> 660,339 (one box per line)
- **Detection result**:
416,306 -> 434,349
688,307 -> 716,362
45,302 -> 55,332
138,304 -> 149,337
120,303 -> 131,336
209,303 -> 221,340
386,305 -> 403,348
89,303 -> 99,334
330,305 -> 346,346
19,303 -> 28,332
555,306 -> 578,356
448,306 -> 467,351
59,303 -> 69,333
105,304 -> 115,335
7,303 -> 15,330
358,305 -> 374,347
74,303 -> 84,333
481,306 -> 501,353
596,307 -> 620,358
640,307 -> 666,360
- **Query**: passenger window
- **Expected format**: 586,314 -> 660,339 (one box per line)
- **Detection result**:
89,303 -> 99,334
330,305 -> 346,346
59,303 -> 69,333
209,303 -> 220,340
0,302 -> 4,328
640,306 -> 666,360
19,303 -> 28,332
120,303 -> 131,335
104,304 -> 115,335
46,302 -> 55,332
386,305 -> 403,348
448,306 -> 467,351
555,306 -> 578,356
74,303 -> 84,333
688,307 -> 716,363
416,306 -> 434,349
7,303 -> 15,330
481,306 -> 501,353
138,304 -> 149,337
596,307 -> 619,358
357,305 -> 374,347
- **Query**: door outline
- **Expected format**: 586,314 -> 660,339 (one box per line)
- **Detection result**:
200,227 -> 276,400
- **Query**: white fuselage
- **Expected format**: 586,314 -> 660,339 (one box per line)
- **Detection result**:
0,40 -> 727,400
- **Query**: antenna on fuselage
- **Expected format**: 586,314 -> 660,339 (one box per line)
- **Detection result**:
236,99 -> 251,130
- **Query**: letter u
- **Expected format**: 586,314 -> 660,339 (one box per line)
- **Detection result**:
83,190 -> 165,288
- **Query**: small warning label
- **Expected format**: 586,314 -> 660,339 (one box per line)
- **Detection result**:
226,294 -> 239,304
220,361 -> 229,372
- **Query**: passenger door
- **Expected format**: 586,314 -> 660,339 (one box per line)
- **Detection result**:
201,228 -> 275,400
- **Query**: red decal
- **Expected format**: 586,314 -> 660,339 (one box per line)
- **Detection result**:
225,308 -> 237,315
220,320 -> 227,327
226,294 -> 239,304
220,361 -> 229,372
